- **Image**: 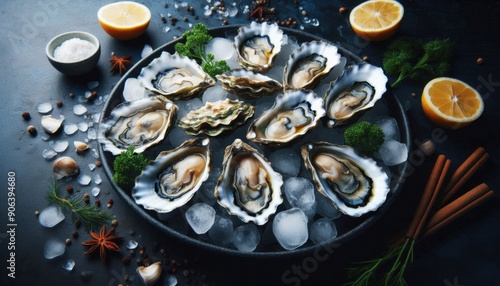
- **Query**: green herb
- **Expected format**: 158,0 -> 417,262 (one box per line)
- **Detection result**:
47,181 -> 111,231
344,121 -> 385,155
383,37 -> 453,87
175,23 -> 230,78
113,146 -> 150,190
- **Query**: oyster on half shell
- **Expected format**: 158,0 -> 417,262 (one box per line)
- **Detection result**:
301,142 -> 389,217
215,139 -> 283,225
137,52 -> 215,100
324,63 -> 388,127
98,96 -> 177,155
283,41 -> 341,91
246,89 -> 325,147
233,21 -> 284,72
132,138 -> 211,213
178,99 -> 255,136
216,69 -> 282,99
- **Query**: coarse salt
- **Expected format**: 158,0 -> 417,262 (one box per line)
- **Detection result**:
53,38 -> 96,63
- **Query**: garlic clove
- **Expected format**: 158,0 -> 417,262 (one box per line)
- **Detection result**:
74,141 -> 89,153
41,115 -> 64,134
136,261 -> 162,286
53,156 -> 79,179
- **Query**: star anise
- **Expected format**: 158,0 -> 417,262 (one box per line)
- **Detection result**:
250,0 -> 275,19
82,225 -> 121,262
109,52 -> 133,75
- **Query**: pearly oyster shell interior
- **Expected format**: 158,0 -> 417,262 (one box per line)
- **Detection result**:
215,139 -> 283,225
132,138 -> 211,213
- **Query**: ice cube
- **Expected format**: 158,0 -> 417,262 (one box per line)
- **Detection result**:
141,44 -> 153,58
87,81 -> 99,89
37,102 -> 53,114
272,208 -> 308,250
185,203 -> 216,234
91,187 -> 100,197
309,218 -> 337,245
233,224 -> 260,252
123,78 -> 148,102
64,123 -> 79,135
126,240 -> 139,250
44,239 -> 65,259
376,117 -> 400,141
87,127 -> 97,140
227,6 -> 238,17
378,140 -> 408,166
42,149 -> 58,160
52,140 -> 69,153
77,174 -> 91,186
78,122 -> 88,132
208,215 -> 234,246
283,177 -> 317,219
268,149 -> 301,177
63,259 -> 75,271
168,127 -> 192,148
73,104 -> 87,116
165,275 -> 178,286
202,84 -> 228,104
39,205 -> 65,227
315,191 -> 342,219
206,37 -> 234,61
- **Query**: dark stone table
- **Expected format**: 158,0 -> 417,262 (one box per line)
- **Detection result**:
1,0 -> 499,285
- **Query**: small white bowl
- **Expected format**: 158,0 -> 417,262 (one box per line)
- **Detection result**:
46,31 -> 101,76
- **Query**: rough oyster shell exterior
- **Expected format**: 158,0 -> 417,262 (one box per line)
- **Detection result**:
98,96 -> 177,155
216,69 -> 282,99
178,99 -> 255,136
132,138 -> 211,213
301,142 -> 389,217
137,52 -> 215,100
215,139 -> 283,225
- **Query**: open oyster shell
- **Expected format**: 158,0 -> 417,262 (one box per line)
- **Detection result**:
324,63 -> 388,127
98,96 -> 177,155
216,69 -> 282,99
137,52 -> 215,100
215,139 -> 283,225
301,142 -> 390,217
246,89 -> 325,147
233,21 -> 284,72
178,99 -> 255,136
283,41 -> 341,91
132,138 -> 211,213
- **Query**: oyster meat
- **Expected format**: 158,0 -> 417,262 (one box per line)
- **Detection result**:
234,21 -> 284,72
137,52 -> 215,100
178,99 -> 255,136
324,63 -> 388,127
215,139 -> 283,225
216,69 -> 282,99
283,41 -> 341,90
132,138 -> 211,213
301,142 -> 390,217
247,89 -> 325,147
98,96 -> 177,155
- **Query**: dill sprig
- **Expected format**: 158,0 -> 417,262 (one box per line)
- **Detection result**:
46,181 -> 112,231
346,239 -> 415,286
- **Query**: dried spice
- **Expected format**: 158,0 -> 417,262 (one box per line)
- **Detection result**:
82,225 -> 122,262
109,52 -> 133,75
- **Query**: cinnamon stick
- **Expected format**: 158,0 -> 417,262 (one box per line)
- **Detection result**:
422,183 -> 493,239
406,155 -> 448,240
439,148 -> 489,206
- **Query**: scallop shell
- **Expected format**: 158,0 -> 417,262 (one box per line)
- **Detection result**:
132,138 -> 211,213
137,52 -> 215,100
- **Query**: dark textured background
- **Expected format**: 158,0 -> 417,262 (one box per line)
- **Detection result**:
1,0 -> 499,285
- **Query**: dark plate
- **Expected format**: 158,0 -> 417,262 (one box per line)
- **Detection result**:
98,25 -> 412,257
